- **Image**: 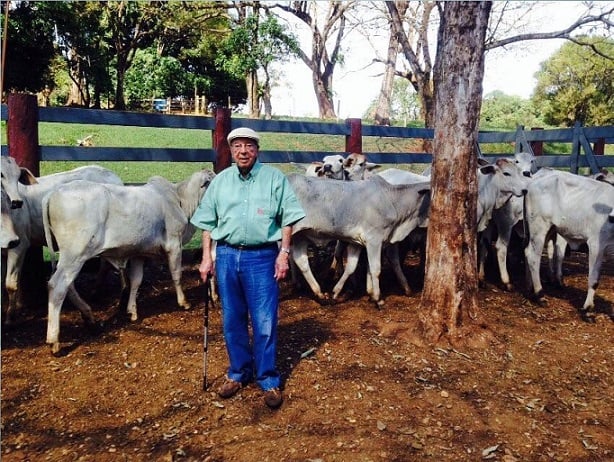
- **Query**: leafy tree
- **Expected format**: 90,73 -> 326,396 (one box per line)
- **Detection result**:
274,1 -> 354,119
217,7 -> 299,118
480,90 -> 543,130
382,2 -> 613,129
124,47 -> 192,109
532,37 -> 614,127
53,1 -> 112,108
101,1 -> 168,110
1,1 -> 66,94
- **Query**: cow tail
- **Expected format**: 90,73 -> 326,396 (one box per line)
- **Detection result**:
41,193 -> 57,271
522,193 -> 530,249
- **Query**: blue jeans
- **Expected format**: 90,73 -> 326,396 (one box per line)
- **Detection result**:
215,243 -> 280,391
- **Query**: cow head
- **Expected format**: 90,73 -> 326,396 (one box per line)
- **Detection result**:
1,156 -> 38,209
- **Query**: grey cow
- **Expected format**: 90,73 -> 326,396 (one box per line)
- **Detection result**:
42,169 -> 215,354
523,169 -> 614,318
1,164 -> 124,324
287,174 -> 431,306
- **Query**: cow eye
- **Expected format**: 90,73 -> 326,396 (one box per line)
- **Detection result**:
503,172 -> 511,176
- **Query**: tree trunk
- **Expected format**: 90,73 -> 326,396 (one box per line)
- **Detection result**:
373,1 -> 408,126
247,70 -> 260,118
313,73 -> 336,119
418,1 -> 493,348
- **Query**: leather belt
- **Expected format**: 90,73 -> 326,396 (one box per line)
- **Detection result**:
219,241 -> 277,251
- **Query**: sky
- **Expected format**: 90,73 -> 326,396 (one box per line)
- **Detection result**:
267,1 -> 609,119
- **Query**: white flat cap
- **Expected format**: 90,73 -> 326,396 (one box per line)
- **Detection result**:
227,127 -> 260,144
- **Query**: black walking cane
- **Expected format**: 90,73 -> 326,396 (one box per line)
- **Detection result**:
202,278 -> 212,391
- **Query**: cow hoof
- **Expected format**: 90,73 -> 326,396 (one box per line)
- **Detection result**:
503,283 -> 514,292
51,343 -> 62,357
319,297 -> 337,306
580,310 -> 596,323
86,320 -> 105,334
129,313 -> 138,322
374,300 -> 385,309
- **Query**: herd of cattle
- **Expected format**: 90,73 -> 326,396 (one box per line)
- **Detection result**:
1,151 -> 613,354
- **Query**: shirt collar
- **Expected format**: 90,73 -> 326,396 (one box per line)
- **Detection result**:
234,159 -> 262,180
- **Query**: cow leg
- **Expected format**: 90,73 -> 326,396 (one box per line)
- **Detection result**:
125,258 -> 145,321
364,243 -> 384,307
331,243 -> 362,299
523,227 -> 547,301
4,246 -> 26,325
494,225 -> 514,291
329,241 -> 346,278
547,234 -> 567,287
477,225 -> 493,286
166,250 -> 190,310
582,241 -> 603,316
66,283 -> 96,325
290,239 -> 327,300
47,258 -> 87,355
384,243 -> 411,295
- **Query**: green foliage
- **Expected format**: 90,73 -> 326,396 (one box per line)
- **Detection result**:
216,13 -> 299,84
1,1 -> 69,93
124,48 -> 193,107
480,91 -> 544,130
532,37 -> 614,127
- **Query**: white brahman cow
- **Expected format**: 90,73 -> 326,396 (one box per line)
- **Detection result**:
287,173 -> 431,306
523,169 -> 614,319
42,169 -> 215,354
1,164 -> 124,324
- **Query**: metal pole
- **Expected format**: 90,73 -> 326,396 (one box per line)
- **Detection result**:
202,279 -> 212,391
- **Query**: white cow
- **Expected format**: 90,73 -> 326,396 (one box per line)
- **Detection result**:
1,188 -> 20,249
1,155 -> 33,208
377,168 -> 430,185
343,153 -> 381,180
293,154 -> 347,179
2,164 -> 125,324
287,173 -> 431,306
478,152 -> 540,289
42,169 -> 215,354
523,170 -> 614,318
593,168 -> 614,186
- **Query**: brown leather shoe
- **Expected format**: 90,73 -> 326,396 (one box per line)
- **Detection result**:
263,388 -> 283,409
217,378 -> 242,399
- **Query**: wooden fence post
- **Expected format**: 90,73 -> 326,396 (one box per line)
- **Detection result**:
213,107 -> 232,173
8,93 -> 40,175
530,127 -> 543,156
7,92 -> 47,306
345,118 -> 362,154
593,138 -> 605,156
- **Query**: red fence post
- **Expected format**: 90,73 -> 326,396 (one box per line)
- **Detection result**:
345,118 -> 362,154
8,93 -> 40,175
213,107 -> 232,173
530,127 -> 543,156
7,93 -> 46,305
593,138 -> 605,156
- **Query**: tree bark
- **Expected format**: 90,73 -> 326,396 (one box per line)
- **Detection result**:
247,70 -> 260,118
373,1 -> 408,126
418,1 -> 493,348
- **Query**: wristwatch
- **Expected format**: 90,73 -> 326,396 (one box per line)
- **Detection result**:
280,247 -> 291,255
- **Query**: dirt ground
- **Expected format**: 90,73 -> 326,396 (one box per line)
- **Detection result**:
1,248 -> 613,462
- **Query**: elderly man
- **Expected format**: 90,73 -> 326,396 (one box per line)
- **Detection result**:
191,127 -> 305,409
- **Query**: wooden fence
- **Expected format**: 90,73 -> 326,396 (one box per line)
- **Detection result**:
1,93 -> 614,176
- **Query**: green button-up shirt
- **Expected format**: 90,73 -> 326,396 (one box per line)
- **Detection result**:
190,161 -> 305,246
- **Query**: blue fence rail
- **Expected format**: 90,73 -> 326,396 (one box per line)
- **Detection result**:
1,104 -> 613,172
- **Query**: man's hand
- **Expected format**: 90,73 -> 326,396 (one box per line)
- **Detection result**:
274,251 -> 290,281
199,257 -> 214,283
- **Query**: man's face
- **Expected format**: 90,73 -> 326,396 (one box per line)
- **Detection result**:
230,137 -> 258,170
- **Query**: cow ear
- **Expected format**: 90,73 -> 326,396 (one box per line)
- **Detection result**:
595,173 -> 606,182
366,162 -> 381,171
19,167 -> 38,185
418,188 -> 430,195
479,165 -> 496,175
